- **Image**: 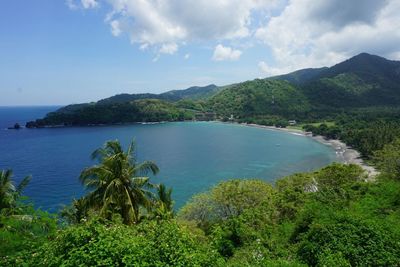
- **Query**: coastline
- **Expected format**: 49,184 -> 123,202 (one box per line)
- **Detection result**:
240,122 -> 379,179
20,118 -> 378,179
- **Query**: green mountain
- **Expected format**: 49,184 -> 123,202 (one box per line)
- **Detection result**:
208,79 -> 310,118
26,53 -> 400,127
26,99 -> 194,127
97,84 -> 219,105
208,53 -> 400,119
298,53 -> 400,108
160,84 -> 220,100
97,93 -> 178,104
268,67 -> 328,84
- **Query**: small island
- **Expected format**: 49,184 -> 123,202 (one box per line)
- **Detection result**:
7,123 -> 21,130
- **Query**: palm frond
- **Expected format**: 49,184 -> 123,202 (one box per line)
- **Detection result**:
134,161 -> 160,176
16,175 -> 31,195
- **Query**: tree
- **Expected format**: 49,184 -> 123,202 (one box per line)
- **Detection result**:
59,198 -> 88,224
0,169 -> 31,214
152,183 -> 174,219
178,179 -> 276,231
374,138 -> 400,179
79,140 -> 159,224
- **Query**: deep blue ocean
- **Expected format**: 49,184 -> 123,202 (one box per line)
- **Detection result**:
0,106 -> 339,211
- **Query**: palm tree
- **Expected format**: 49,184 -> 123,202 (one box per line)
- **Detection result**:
153,183 -> 174,219
0,169 -> 31,214
79,140 -> 159,224
60,198 -> 88,224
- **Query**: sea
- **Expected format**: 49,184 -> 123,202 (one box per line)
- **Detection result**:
0,106 -> 339,211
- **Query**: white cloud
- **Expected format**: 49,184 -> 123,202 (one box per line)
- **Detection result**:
258,61 -> 269,73
258,61 -> 282,76
66,0 -> 98,10
184,54 -> 190,60
110,20 -> 121,36
66,0 -> 78,10
160,43 -> 178,55
255,0 -> 400,73
68,0 -> 400,68
81,0 -> 98,9
102,0 -> 277,54
212,44 -> 242,61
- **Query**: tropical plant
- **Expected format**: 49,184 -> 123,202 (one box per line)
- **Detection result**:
79,140 -> 159,224
59,198 -> 88,225
0,169 -> 31,214
152,183 -> 174,219
374,138 -> 400,179
12,218 -> 224,266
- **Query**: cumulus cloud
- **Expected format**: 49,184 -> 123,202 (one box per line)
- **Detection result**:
66,0 -> 78,9
81,0 -> 98,9
212,44 -> 242,61
67,0 -> 400,67
258,61 -> 283,76
66,0 -> 98,9
258,61 -> 269,73
160,43 -> 178,55
97,0 -> 277,54
255,0 -> 400,73
110,20 -> 121,36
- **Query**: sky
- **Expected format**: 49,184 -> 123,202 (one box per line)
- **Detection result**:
1,0 -> 400,105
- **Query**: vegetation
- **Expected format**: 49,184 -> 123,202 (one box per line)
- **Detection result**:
208,79 -> 310,119
26,99 -> 194,127
0,170 -> 31,215
1,136 -> 400,265
77,140 -> 161,224
4,52 -> 400,265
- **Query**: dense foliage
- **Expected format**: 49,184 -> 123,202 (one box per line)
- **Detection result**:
1,136 -> 400,265
303,111 -> 400,158
26,99 -> 194,127
8,219 -> 223,266
208,79 -> 310,119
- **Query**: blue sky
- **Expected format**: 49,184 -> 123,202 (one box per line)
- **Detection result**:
1,0 -> 399,105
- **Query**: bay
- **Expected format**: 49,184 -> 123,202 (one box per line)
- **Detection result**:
0,107 -> 339,211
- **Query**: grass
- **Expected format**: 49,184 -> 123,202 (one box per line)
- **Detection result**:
287,121 -> 336,131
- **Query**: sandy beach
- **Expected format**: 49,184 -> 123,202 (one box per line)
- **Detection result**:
241,123 -> 379,179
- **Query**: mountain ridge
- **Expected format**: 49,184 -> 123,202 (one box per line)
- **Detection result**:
26,53 -> 400,127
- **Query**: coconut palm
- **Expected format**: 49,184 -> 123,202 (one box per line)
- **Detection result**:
79,140 -> 159,224
0,169 -> 31,214
60,198 -> 89,224
153,183 -> 174,219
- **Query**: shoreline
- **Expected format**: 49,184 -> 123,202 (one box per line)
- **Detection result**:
16,119 -> 378,178
239,122 -> 379,179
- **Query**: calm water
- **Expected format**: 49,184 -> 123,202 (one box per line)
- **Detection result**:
0,107 -> 339,211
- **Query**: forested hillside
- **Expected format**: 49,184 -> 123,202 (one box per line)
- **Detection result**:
208,79 -> 310,118
26,99 -> 193,127
27,53 -> 400,128
299,53 -> 400,108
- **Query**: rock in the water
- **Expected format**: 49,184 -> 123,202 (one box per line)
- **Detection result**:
8,123 -> 21,130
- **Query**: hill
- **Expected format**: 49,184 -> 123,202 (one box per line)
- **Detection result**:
208,79 -> 310,118
26,99 -> 194,127
268,67 -> 328,84
97,84 -> 220,105
26,53 -> 400,127
160,84 -> 220,100
298,53 -> 400,108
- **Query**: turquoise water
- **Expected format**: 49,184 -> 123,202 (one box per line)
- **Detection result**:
0,107 -> 339,211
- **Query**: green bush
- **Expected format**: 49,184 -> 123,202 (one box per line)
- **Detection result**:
13,218 -> 223,266
297,215 -> 400,266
